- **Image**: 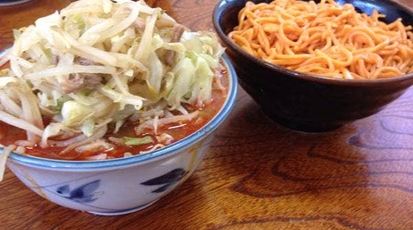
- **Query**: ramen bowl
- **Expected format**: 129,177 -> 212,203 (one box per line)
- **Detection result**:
213,0 -> 413,132
4,56 -> 237,216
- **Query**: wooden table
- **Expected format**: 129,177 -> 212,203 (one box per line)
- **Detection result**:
1,0 -> 413,229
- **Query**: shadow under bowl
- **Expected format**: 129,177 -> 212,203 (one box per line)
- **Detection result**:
213,0 -> 413,132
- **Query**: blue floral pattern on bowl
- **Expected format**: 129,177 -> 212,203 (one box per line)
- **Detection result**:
141,168 -> 187,193
56,179 -> 101,203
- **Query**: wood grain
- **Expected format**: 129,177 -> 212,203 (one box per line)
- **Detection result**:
1,0 -> 413,229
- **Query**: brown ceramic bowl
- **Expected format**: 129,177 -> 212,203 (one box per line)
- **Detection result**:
213,0 -> 413,132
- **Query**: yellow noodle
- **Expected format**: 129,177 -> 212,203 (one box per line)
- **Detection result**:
229,0 -> 413,79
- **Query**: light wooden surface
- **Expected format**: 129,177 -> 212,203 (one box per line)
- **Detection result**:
1,0 -> 413,229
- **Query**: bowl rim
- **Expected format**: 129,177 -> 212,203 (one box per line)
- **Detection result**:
212,0 -> 413,86
4,55 -> 238,170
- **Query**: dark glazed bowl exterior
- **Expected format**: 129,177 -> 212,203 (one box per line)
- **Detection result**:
213,0 -> 413,132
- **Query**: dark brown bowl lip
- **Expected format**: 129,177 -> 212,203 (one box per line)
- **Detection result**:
212,0 -> 413,87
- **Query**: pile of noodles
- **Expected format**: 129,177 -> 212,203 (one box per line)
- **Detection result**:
229,0 -> 413,79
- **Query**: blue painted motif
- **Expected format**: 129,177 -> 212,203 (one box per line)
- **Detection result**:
141,168 -> 187,193
56,179 -> 101,203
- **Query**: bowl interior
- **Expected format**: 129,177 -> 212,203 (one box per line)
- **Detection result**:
336,0 -> 413,23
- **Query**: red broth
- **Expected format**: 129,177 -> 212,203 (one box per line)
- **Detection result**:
0,66 -> 229,161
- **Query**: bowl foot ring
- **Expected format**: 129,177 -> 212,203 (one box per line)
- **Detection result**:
87,199 -> 159,216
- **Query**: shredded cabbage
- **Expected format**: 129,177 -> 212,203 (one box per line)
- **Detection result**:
0,0 -> 225,166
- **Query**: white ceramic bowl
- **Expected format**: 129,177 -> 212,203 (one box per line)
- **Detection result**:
4,55 -> 237,216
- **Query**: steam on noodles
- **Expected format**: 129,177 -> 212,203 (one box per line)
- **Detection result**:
0,0 -> 226,177
229,0 -> 413,79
